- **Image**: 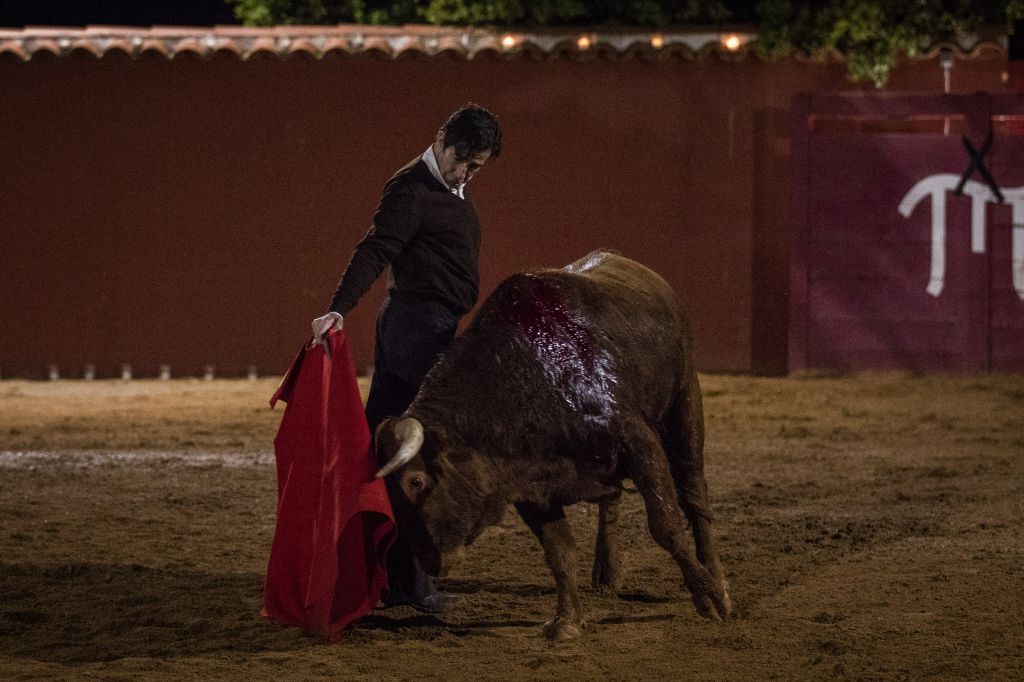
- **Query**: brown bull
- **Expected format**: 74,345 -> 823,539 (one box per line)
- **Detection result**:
375,251 -> 731,640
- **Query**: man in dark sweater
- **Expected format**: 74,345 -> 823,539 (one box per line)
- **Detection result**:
311,104 -> 502,613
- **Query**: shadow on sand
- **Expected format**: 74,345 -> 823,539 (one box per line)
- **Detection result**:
0,561 -> 316,663
4,562 -> 670,662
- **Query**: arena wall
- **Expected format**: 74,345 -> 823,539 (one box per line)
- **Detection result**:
0,42 -> 1010,378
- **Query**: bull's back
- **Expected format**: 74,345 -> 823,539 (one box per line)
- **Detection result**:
474,251 -> 690,422
566,252 -> 691,409
563,250 -> 681,318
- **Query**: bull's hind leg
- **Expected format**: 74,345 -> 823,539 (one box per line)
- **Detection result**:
591,485 -> 623,594
624,421 -> 729,621
663,388 -> 732,616
514,501 -> 585,641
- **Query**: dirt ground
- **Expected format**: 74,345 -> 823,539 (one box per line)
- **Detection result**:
1,373 -> 1022,680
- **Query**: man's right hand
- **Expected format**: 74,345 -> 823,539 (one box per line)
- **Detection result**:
311,311 -> 344,346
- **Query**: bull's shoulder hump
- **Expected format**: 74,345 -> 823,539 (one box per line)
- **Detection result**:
563,252 -> 673,295
563,249 -> 621,274
487,254 -> 677,310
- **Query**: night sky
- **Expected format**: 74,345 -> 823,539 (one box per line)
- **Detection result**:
0,1 -> 239,28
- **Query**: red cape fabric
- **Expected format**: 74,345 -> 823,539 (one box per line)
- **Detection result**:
262,329 -> 395,640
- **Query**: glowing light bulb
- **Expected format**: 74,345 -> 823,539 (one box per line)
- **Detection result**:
577,35 -> 591,50
722,34 -> 741,52
651,34 -> 664,49
501,34 -> 516,50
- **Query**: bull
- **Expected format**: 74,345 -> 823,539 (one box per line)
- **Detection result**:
375,251 -> 731,640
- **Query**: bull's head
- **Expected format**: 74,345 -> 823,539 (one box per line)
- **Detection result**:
375,416 -> 504,577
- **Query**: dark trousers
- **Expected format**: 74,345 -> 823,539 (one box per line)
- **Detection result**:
365,296 -> 459,602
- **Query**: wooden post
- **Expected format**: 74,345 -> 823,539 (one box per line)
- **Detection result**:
787,93 -> 813,374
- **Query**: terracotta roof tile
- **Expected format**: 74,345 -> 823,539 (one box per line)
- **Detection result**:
0,24 -> 1006,63
69,38 -> 102,58
139,38 -> 169,57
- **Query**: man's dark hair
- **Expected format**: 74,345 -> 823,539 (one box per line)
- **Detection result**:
439,104 -> 502,159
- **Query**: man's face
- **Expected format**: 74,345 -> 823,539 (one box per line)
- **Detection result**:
433,141 -> 492,189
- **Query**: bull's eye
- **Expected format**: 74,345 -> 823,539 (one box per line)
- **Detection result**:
410,476 -> 424,490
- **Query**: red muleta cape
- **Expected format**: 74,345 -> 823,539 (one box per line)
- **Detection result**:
262,329 -> 395,640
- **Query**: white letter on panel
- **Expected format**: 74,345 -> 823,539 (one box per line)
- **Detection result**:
899,174 -> 960,297
960,179 -> 992,254
1003,189 -> 1024,301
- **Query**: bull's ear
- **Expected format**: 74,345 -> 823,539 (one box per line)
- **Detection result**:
438,448 -> 479,478
438,448 -> 492,497
423,424 -> 450,452
374,417 -> 397,465
445,447 -> 473,465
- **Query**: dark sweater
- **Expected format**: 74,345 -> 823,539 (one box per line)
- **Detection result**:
328,156 -> 482,317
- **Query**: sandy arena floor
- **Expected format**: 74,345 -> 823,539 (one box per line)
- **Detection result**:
1,373 -> 1022,680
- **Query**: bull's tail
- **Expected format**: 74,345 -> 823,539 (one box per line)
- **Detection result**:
660,375 -> 730,595
661,371 -> 713,523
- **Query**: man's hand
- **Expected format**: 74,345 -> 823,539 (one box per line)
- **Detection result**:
311,311 -> 344,346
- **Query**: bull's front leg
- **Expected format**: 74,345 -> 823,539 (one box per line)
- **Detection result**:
592,485 -> 622,594
624,421 -> 730,622
514,501 -> 584,641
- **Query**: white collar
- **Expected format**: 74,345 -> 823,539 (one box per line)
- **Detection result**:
422,145 -> 464,199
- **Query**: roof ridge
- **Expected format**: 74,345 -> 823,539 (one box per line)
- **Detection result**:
0,23 -> 1006,63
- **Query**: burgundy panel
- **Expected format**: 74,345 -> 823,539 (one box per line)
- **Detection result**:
805,133 -> 975,371
986,161 -> 1024,373
792,93 -> 1024,373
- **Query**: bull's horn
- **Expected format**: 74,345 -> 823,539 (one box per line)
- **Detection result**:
375,417 -> 424,478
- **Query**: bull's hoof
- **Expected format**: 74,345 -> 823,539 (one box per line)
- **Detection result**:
541,616 -> 583,641
686,570 -> 731,622
719,583 -> 733,617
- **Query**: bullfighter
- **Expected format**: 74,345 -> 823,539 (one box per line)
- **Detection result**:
310,103 -> 502,613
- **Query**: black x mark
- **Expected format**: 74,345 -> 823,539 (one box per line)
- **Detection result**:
955,130 -> 1004,203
